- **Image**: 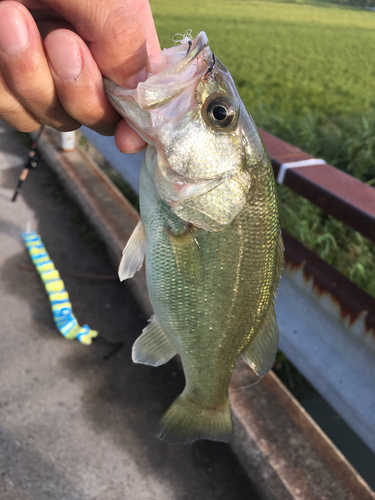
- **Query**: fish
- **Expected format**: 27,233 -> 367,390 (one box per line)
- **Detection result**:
103,31 -> 283,444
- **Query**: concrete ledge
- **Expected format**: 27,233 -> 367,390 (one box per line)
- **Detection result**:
36,127 -> 152,318
34,127 -> 375,500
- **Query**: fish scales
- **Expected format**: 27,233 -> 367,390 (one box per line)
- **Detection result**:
104,31 -> 283,444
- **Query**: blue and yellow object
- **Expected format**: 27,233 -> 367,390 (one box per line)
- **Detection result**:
22,230 -> 99,345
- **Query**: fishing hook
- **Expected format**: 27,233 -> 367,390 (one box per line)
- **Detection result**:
206,53 -> 216,74
186,40 -> 192,55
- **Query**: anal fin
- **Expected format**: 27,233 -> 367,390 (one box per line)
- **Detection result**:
119,219 -> 146,281
132,315 -> 176,366
241,305 -> 279,378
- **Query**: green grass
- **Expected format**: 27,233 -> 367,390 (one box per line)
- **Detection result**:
150,0 -> 375,298
279,187 -> 375,297
151,0 -> 375,116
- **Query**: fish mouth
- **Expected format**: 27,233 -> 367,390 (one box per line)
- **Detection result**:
177,31 -> 210,69
136,31 -> 212,111
145,30 -> 211,85
103,32 -> 212,112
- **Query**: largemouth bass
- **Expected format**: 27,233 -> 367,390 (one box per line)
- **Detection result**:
104,31 -> 283,444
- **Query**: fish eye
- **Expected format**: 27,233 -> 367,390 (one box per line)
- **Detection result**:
212,105 -> 227,121
203,95 -> 237,129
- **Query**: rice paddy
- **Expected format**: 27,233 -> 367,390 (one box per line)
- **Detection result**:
150,0 -> 375,297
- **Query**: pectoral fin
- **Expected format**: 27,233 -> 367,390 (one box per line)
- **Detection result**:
166,226 -> 202,283
241,305 -> 279,378
132,315 -> 177,366
118,220 -> 146,281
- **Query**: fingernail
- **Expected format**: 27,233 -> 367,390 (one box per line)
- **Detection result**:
0,7 -> 29,55
46,32 -> 82,82
124,68 -> 147,89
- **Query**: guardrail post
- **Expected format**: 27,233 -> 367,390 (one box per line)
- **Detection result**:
60,131 -> 76,152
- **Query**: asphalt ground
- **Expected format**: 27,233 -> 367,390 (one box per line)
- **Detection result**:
0,122 -> 260,500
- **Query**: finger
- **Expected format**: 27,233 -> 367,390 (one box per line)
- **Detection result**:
126,0 -> 161,56
0,66 -> 41,131
27,0 -> 156,86
45,30 -> 120,135
0,1 -> 80,131
114,119 -> 146,154
40,0 -> 160,145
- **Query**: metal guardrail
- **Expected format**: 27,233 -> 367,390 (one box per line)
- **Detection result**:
53,128 -> 375,498
78,126 -> 375,455
278,232 -> 375,453
257,130 -> 375,454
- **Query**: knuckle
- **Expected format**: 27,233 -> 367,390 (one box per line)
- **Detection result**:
103,6 -> 146,59
1,52 -> 54,101
17,78 -> 54,103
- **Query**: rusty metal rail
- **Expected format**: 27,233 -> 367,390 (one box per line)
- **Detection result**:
259,129 -> 375,243
33,126 -> 375,499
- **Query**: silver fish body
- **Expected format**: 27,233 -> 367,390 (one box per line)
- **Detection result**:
104,32 -> 283,444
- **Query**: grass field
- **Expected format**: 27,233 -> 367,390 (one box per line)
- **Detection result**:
151,0 -> 375,117
150,0 -> 375,297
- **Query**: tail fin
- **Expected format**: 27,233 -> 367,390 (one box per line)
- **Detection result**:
156,392 -> 233,444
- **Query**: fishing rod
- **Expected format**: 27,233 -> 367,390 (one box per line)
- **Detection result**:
12,125 -> 45,202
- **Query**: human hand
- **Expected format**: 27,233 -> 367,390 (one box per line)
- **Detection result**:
0,0 -> 160,152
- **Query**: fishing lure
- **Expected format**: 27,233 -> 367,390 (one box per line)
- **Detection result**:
22,230 -> 98,345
